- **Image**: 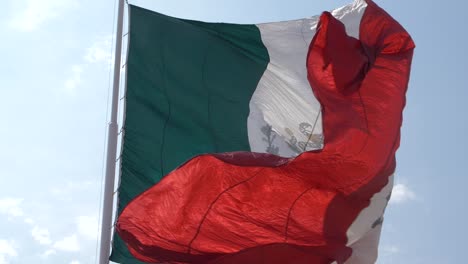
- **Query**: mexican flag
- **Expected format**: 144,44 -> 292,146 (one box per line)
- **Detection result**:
111,0 -> 415,263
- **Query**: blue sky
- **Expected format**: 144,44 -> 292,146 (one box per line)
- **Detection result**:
0,0 -> 466,263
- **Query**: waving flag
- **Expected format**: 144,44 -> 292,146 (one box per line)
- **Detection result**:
111,0 -> 415,263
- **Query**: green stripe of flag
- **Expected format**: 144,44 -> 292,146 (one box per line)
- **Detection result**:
110,5 -> 270,263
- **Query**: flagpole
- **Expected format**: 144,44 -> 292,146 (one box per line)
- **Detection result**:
99,0 -> 125,263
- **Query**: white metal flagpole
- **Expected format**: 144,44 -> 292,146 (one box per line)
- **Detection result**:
99,0 -> 125,263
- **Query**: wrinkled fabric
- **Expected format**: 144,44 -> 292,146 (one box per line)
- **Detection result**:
116,0 -> 415,263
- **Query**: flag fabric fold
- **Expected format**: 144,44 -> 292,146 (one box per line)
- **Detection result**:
111,0 -> 415,263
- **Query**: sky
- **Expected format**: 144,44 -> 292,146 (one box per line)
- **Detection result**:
0,0 -> 467,263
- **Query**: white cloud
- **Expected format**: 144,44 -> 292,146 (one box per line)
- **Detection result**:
63,36 -> 118,95
40,249 -> 56,258
380,245 -> 400,257
384,245 -> 400,253
77,216 -> 99,240
9,0 -> 79,32
389,183 -> 416,204
0,240 -> 18,264
53,234 -> 80,252
0,240 -> 17,256
70,261 -> 80,264
51,181 -> 94,196
31,226 -> 52,245
85,36 -> 113,64
24,218 -> 34,225
0,198 -> 24,218
64,65 -> 84,94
